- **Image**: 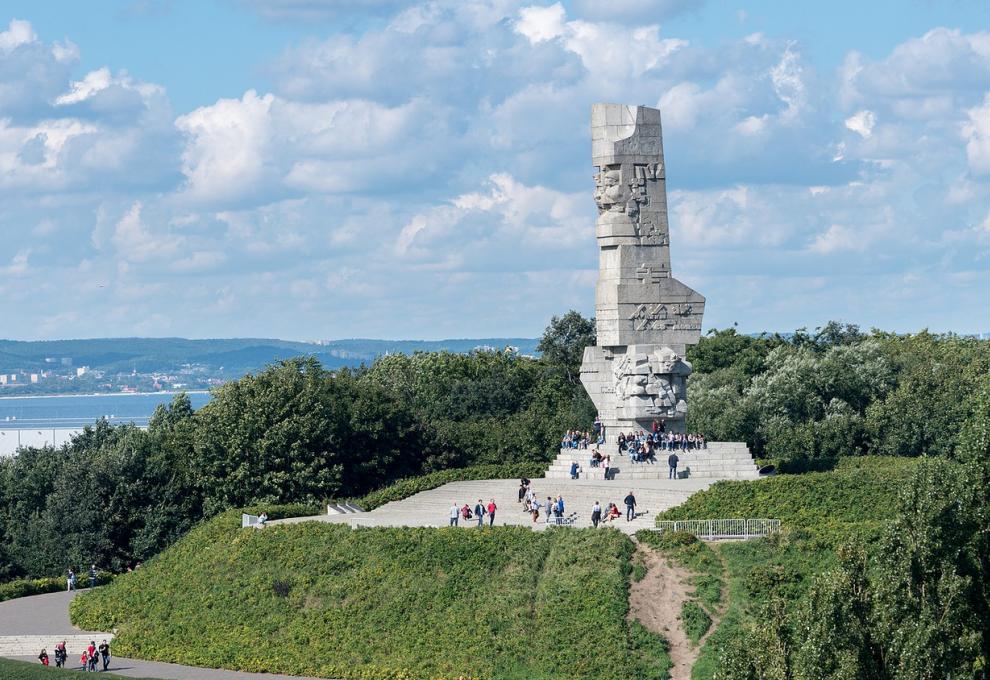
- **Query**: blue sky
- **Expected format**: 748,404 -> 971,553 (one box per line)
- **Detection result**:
1,0 -> 989,340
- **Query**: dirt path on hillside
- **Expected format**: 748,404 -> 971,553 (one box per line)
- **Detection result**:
628,540 -> 730,680
628,541 -> 697,680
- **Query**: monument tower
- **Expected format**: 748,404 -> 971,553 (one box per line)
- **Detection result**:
580,103 -> 705,438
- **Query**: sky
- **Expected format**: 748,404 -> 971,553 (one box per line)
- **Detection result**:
1,0 -> 990,341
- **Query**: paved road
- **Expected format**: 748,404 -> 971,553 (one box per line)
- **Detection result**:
0,591 -> 102,635
1,591 -> 327,680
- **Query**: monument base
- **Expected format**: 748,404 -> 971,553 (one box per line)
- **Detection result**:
545,442 -> 759,480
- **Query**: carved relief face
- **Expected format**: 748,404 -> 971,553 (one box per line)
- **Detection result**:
594,167 -> 628,212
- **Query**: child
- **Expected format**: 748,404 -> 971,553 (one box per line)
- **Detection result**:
38,649 -> 48,666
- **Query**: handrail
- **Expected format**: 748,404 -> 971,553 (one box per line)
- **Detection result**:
649,518 -> 780,540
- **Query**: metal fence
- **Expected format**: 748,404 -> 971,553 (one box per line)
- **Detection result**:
651,518 -> 780,540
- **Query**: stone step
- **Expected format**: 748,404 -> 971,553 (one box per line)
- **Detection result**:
0,634 -> 112,657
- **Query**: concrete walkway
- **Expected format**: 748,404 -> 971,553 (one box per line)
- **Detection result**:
0,592 -> 326,680
272,476 -> 716,534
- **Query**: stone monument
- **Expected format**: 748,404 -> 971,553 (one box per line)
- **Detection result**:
580,103 -> 705,438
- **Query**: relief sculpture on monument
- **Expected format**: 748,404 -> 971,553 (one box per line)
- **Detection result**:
580,103 -> 706,438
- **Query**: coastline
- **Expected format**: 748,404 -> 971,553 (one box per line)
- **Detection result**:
0,390 -> 212,401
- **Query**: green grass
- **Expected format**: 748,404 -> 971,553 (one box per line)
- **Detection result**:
680,601 -> 712,645
657,456 -> 920,539
631,562 -> 647,583
654,457 -> 921,680
71,508 -> 662,680
351,462 -> 547,510
0,658 -> 156,679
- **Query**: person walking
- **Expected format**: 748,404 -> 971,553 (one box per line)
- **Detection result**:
624,491 -> 637,521
87,641 -> 98,672
98,640 -> 111,671
88,564 -> 98,589
569,460 -> 579,480
474,499 -> 486,527
545,496 -> 554,523
591,501 -> 602,528
66,568 -> 76,592
668,452 -> 679,479
487,499 -> 497,527
602,454 -> 611,480
54,642 -> 67,668
38,648 -> 49,666
449,502 -> 459,527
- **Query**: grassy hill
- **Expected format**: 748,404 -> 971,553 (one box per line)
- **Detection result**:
70,511 -> 670,680
655,456 -> 928,680
0,658 -> 157,679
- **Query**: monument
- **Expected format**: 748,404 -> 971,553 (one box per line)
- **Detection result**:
580,103 -> 705,439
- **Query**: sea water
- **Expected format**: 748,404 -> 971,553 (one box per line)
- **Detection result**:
0,392 -> 213,429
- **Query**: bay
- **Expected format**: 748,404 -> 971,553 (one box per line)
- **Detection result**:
0,392 -> 213,429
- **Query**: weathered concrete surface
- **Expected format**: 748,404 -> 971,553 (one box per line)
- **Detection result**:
582,103 -> 706,439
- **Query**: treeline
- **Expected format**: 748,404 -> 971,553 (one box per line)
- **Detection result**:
687,322 -> 990,467
1,314 -> 988,581
0,327 -> 592,579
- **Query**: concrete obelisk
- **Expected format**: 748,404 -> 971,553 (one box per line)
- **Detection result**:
580,103 -> 705,440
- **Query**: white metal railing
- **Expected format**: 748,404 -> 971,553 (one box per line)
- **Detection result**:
651,518 -> 780,540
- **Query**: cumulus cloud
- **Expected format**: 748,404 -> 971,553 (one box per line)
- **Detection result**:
1,5 -> 990,339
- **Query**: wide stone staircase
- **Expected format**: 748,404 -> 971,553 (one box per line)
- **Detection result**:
545,442 -> 760,481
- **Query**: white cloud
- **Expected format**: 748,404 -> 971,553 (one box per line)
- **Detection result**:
175,90 -> 274,203
111,202 -> 182,262
845,110 -> 876,138
807,224 -> 862,254
515,3 -> 566,44
0,250 -> 30,276
0,19 -> 36,54
963,94 -> 990,175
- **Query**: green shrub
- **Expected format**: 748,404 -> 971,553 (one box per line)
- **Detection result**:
681,601 -> 712,645
631,562 -> 647,583
71,508 -> 655,679
351,462 -> 546,510
628,619 -> 673,680
0,573 -> 113,603
657,456 -> 920,539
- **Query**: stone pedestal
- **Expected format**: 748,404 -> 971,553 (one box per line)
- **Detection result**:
580,103 -> 705,440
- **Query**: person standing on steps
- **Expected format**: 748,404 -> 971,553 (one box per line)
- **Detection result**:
591,501 -> 602,528
487,499 -> 497,526
624,491 -> 637,521
98,639 -> 111,671
570,460 -> 579,479
474,499 -> 486,527
668,451 -> 679,479
449,502 -> 459,527
602,454 -> 611,480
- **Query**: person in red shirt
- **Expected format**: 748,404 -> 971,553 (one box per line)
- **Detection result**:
486,499 -> 497,527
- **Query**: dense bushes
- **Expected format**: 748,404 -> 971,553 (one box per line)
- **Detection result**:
687,326 -> 990,467
658,457 -> 920,537
0,338 -> 591,579
669,458 -> 990,680
0,572 -> 111,603
71,509 -> 665,679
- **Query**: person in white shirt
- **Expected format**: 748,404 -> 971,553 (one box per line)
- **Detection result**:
449,502 -> 459,527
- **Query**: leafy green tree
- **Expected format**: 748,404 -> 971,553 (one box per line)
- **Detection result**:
537,310 -> 595,384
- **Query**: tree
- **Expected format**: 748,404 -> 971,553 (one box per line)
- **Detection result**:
537,311 -> 595,384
